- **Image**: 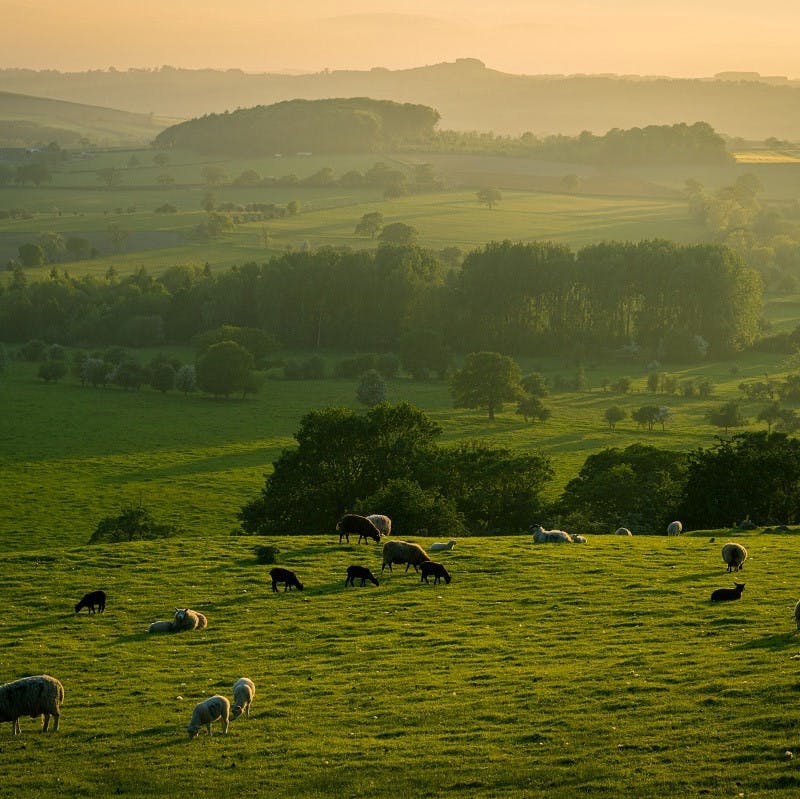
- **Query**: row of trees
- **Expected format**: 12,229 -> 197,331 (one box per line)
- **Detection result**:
238,401 -> 800,535
0,238 -> 763,359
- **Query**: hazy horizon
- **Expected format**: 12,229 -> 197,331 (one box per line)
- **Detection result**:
3,0 -> 800,79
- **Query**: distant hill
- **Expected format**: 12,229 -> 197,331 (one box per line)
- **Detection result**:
2,60 -> 800,140
0,91 -> 178,147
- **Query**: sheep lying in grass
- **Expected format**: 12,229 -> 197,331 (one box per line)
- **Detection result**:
345,565 -> 379,587
722,542 -> 748,572
269,567 -> 304,591
74,590 -> 106,614
336,514 -> 381,544
147,620 -> 175,634
231,678 -> 255,720
615,528 -> 632,536
710,582 -> 745,602
173,608 -> 207,631
366,514 -> 392,537
0,674 -> 64,735
430,540 -> 456,552
381,540 -> 431,573
420,561 -> 451,585
667,520 -> 683,536
187,695 -> 230,738
530,525 -> 574,544
572,534 -> 587,544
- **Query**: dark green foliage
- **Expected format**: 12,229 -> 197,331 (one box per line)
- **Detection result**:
175,364 -> 196,394
356,369 -> 387,406
354,211 -> 384,238
150,362 -> 176,394
516,394 -> 551,423
82,357 -> 111,387
632,405 -> 663,431
521,372 -> 549,397
708,400 -> 747,433
195,340 -> 253,397
283,355 -> 326,380
477,187 -> 502,208
89,503 -> 178,543
111,359 -> 149,390
450,351 -> 523,420
334,353 -> 398,380
559,444 -> 688,534
193,324 -> 277,364
604,405 -> 626,430
680,432 -> 800,527
19,338 -> 47,361
18,242 -> 45,267
399,328 -> 451,379
378,222 -> 418,245
253,544 -> 279,564
37,360 -> 67,382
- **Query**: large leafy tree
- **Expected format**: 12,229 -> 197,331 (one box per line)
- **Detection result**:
195,340 -> 253,398
450,351 -> 523,420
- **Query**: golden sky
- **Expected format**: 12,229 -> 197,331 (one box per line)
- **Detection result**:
3,0 -> 799,77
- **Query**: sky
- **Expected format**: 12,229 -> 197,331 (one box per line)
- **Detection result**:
3,0 -> 799,78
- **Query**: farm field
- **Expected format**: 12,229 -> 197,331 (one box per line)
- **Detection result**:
1,530 -> 800,798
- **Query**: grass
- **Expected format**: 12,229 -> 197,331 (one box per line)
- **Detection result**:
1,530 -> 800,798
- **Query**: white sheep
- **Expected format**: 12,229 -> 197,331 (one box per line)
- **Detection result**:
429,540 -> 456,552
0,674 -> 64,735
187,695 -> 230,738
530,525 -> 573,544
173,608 -> 208,631
667,521 -> 683,536
366,514 -> 392,537
615,527 -> 632,536
381,540 -> 430,573
231,678 -> 255,720
721,542 -> 748,572
147,620 -> 175,634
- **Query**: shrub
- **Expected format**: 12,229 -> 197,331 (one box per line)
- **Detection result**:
89,503 -> 178,543
253,544 -> 280,564
19,339 -> 47,362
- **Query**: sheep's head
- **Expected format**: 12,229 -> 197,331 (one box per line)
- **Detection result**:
186,724 -> 200,739
174,608 -> 188,622
231,704 -> 244,720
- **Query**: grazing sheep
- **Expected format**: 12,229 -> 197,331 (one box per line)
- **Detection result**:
572,534 -> 587,544
366,514 -> 392,537
615,528 -> 632,536
336,514 -> 382,544
231,678 -> 255,720
530,525 -> 574,544
269,567 -> 304,592
722,542 -> 748,572
429,540 -> 456,552
186,695 -> 230,738
0,674 -> 63,735
710,582 -> 745,602
667,520 -> 683,536
147,620 -> 175,634
420,561 -> 451,585
74,589 -> 106,614
381,540 -> 431,573
173,608 -> 207,631
794,600 -> 800,631
345,565 -> 379,587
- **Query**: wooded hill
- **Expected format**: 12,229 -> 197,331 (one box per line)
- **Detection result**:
153,98 -> 440,155
3,60 -> 800,140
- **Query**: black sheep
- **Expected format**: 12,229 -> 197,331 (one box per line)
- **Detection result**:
74,590 -> 107,614
269,567 -> 304,592
345,565 -> 379,587
710,582 -> 745,602
420,561 -> 451,585
336,514 -> 381,544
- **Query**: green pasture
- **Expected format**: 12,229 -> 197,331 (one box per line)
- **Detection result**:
2,530 -> 800,798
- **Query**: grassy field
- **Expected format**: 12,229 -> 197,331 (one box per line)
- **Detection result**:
2,529 -> 800,798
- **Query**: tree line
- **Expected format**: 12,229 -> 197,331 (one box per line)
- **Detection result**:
0,238 -> 762,359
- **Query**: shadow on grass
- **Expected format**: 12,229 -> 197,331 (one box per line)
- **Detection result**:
665,570 -> 719,583
737,630 -> 798,650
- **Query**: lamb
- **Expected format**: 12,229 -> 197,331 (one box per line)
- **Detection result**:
710,582 -> 745,602
345,565 -> 379,587
530,525 -> 574,544
572,534 -> 587,543
366,514 -> 392,537
186,695 -> 230,738
721,542 -> 748,572
336,514 -> 382,544
420,561 -> 451,585
147,620 -> 176,634
429,540 -> 456,552
381,540 -> 431,573
173,608 -> 208,631
615,528 -> 632,536
667,520 -> 683,536
74,589 -> 106,614
269,567 -> 304,592
231,678 -> 255,720
0,674 -> 63,735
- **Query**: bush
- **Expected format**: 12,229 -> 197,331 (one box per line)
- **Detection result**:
19,338 -> 47,362
283,355 -> 326,380
89,503 -> 178,543
155,203 -> 178,213
37,360 -> 67,382
253,544 -> 280,564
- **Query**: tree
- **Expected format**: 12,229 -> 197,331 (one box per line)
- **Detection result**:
151,363 -> 176,394
604,405 -> 626,430
286,200 -> 299,216
632,405 -> 662,432
37,360 -> 67,383
201,165 -> 228,185
111,359 -> 149,390
357,369 -> 387,406
18,243 -> 45,267
65,236 -> 92,260
14,162 -> 52,186
175,364 -> 197,395
153,152 -> 170,167
516,394 -> 551,424
96,167 -> 123,188
561,173 -> 580,193
477,187 -> 502,209
521,372 -> 549,397
708,401 -> 747,434
195,340 -> 253,398
82,357 -> 111,387
378,222 -> 418,246
450,351 -> 523,420
354,211 -> 384,239
90,502 -> 178,543
107,222 -> 130,252
399,328 -> 451,380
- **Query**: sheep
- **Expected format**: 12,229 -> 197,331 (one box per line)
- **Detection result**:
74,589 -> 106,614
345,565 -> 379,587
710,582 -> 745,602
429,540 -> 456,552
530,525 -> 573,544
420,561 -> 451,585
381,540 -> 431,573
231,678 -> 255,720
186,695 -> 230,738
667,520 -> 683,536
572,534 -> 587,544
366,514 -> 392,537
173,608 -> 207,631
0,674 -> 63,735
147,620 -> 176,634
269,567 -> 304,592
615,528 -> 632,536
336,514 -> 382,544
794,599 -> 800,631
721,542 -> 748,572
